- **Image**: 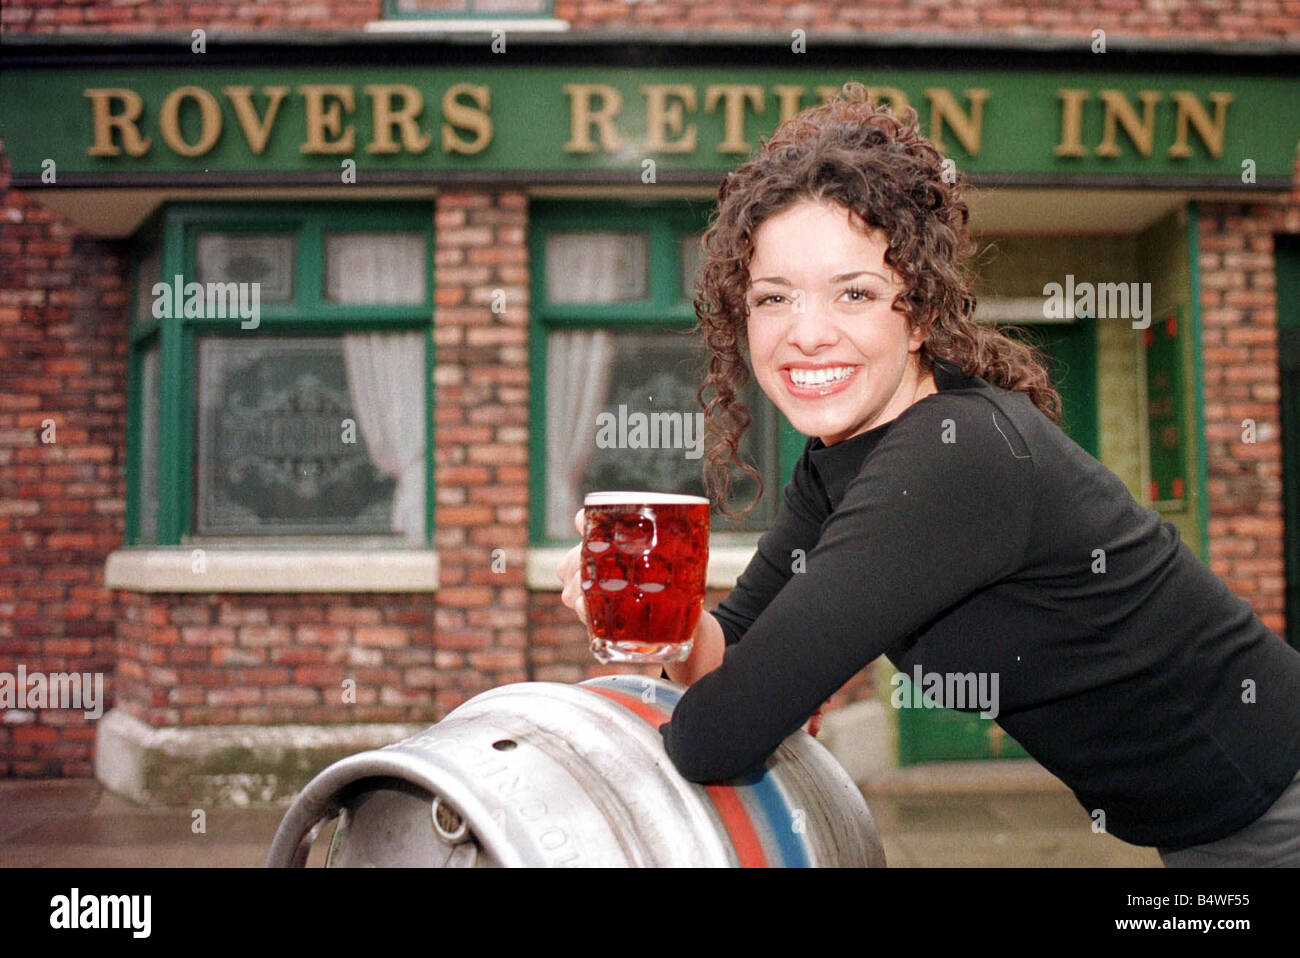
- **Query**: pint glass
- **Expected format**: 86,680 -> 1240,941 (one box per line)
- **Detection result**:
581,492 -> 710,664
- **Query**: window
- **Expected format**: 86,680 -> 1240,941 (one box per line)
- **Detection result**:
127,204 -> 434,547
530,201 -> 797,545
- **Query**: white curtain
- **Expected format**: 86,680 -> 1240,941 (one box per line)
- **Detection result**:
327,232 -> 425,304
545,231 -> 648,303
547,330 -> 614,537
544,232 -> 646,536
335,233 -> 428,545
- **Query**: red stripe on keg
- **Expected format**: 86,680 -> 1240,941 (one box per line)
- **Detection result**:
701,785 -> 767,868
584,685 -> 768,868
585,685 -> 670,726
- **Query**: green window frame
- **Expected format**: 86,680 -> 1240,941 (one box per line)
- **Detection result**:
527,199 -> 803,547
125,201 -> 436,547
382,0 -> 554,20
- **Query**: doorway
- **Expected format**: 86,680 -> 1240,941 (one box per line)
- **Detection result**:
895,316 -> 1097,764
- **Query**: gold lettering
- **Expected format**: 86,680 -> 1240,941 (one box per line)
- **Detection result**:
1055,89 -> 1089,157
1096,89 -> 1163,158
84,88 -> 151,157
771,85 -> 807,126
1168,91 -> 1234,159
158,86 -> 222,157
926,88 -> 988,155
704,85 -> 765,154
222,86 -> 289,155
641,84 -> 697,153
299,84 -> 355,154
441,83 -> 492,155
366,84 -> 432,155
563,84 -> 624,153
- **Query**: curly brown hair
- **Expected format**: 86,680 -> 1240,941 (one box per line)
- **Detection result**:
693,80 -> 1062,515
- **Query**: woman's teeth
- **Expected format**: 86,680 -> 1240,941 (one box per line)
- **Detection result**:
788,366 -> 855,387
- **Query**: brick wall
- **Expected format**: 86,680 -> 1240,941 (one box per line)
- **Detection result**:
1,0 -> 380,33
553,0 -> 1300,38
0,142 -> 127,776
431,191 -> 532,710
2,0 -> 1297,39
115,592 -> 443,726
1198,157 -> 1300,638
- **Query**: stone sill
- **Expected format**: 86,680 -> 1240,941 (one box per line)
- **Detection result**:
364,18 -> 571,33
525,538 -> 758,591
104,547 -> 439,593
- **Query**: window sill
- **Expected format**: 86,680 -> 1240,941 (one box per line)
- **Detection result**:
525,537 -> 758,591
104,547 -> 439,593
364,18 -> 571,33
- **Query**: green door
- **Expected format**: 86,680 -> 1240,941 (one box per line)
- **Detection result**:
898,317 -> 1098,763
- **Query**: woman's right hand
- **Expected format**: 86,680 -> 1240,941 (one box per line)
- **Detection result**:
556,508 -> 589,630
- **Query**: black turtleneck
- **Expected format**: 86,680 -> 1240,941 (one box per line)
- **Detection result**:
658,359 -> 1300,849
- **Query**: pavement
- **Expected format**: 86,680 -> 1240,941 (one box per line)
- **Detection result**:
0,758 -> 1162,867
860,760 -> 1161,867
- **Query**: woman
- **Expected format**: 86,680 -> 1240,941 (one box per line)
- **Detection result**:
558,82 -> 1300,866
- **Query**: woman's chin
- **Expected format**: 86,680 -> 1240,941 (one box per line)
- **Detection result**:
785,413 -> 855,444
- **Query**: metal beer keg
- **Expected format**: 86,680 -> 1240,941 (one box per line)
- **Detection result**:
267,674 -> 886,867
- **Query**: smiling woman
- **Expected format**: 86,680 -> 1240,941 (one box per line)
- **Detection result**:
692,87 -> 1061,514
582,79 -> 1300,867
742,201 -> 938,447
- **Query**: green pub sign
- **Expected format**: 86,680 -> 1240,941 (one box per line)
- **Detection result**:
1,66 -> 1296,185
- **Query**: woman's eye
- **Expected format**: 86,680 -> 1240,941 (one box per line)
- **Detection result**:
753,289 -> 876,307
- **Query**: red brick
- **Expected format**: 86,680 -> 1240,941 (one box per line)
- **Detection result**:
207,688 -> 262,707
436,505 -> 494,525
437,586 -> 493,607
435,629 -> 494,650
237,667 -> 292,685
355,626 -> 406,648
13,725 -> 59,744
470,647 -> 525,670
180,626 -> 237,646
270,646 -> 327,665
265,688 -> 321,707
293,665 -> 345,685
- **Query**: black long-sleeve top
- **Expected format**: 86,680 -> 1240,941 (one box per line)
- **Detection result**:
658,358 -> 1300,849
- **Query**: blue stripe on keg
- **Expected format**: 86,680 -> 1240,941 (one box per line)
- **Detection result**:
581,675 -> 814,868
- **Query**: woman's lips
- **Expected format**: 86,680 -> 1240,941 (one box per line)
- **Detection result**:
780,365 -> 860,398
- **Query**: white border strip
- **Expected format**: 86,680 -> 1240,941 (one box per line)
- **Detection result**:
105,548 -> 440,593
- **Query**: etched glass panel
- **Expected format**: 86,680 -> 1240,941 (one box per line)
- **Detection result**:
546,231 -> 649,303
324,232 -> 426,305
195,233 -> 294,302
195,335 -> 425,537
545,328 -> 776,538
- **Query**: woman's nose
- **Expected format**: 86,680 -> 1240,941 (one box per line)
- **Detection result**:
784,292 -> 840,352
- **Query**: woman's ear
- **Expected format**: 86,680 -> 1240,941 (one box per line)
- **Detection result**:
908,320 -> 928,352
